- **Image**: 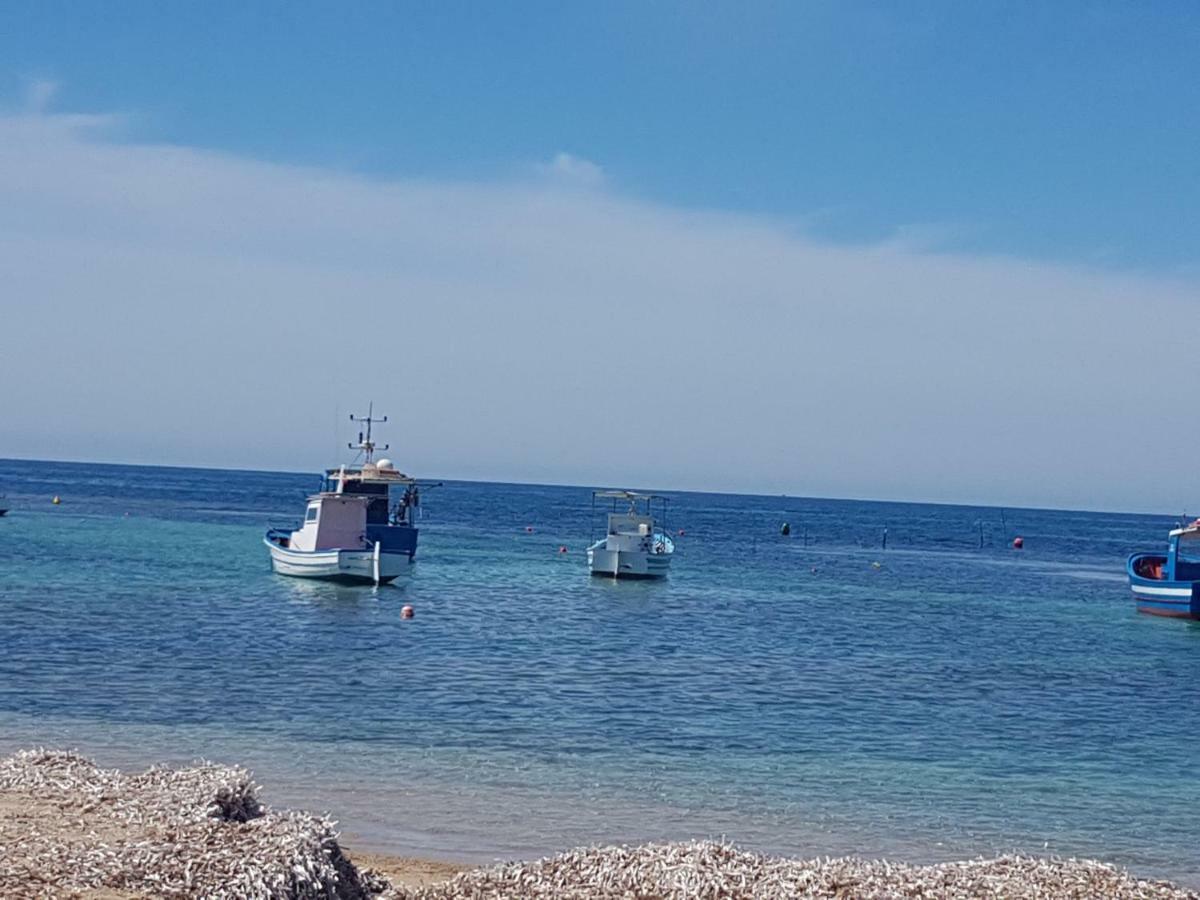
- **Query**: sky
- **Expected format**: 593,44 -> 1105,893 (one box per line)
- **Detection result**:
0,2 -> 1196,511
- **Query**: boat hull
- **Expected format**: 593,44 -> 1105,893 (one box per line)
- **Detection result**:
1127,553 -> 1200,619
263,537 -> 412,584
587,541 -> 672,579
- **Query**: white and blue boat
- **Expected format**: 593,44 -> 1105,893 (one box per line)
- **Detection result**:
264,406 -> 425,585
586,490 -> 674,579
1127,520 -> 1200,619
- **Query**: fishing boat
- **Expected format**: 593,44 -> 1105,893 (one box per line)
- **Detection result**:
587,490 -> 674,579
1127,520 -> 1200,619
264,406 -> 427,584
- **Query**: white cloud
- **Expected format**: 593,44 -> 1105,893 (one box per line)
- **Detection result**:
22,78 -> 59,113
0,111 -> 1194,511
539,151 -> 605,187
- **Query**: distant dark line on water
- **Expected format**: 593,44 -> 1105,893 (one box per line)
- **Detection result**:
0,456 -> 1177,519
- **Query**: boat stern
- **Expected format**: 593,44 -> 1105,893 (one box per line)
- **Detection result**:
1127,552 -> 1199,619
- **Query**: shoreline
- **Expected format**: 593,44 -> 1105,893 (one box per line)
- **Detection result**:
339,850 -> 467,891
6,733 -> 1200,889
2,750 -> 1196,899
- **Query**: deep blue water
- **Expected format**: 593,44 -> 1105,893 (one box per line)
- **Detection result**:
1,458 -> 1198,882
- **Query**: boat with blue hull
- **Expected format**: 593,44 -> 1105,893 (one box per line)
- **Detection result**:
1127,521 -> 1200,619
264,406 -> 427,585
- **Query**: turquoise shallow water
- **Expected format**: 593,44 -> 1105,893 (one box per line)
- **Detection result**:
2,458 -> 1199,881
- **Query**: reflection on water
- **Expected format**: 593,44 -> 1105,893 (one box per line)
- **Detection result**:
280,576 -> 410,607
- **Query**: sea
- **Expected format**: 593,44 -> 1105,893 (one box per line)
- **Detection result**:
2,457 -> 1198,884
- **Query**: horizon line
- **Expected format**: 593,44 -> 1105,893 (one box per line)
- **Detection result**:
0,454 -> 1180,521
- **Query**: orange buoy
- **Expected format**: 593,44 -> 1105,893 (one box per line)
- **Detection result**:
1012,536 -> 1024,549
401,605 -> 414,619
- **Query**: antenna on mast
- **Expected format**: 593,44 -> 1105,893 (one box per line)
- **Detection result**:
348,401 -> 389,462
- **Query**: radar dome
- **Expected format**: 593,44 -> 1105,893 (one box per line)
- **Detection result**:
377,458 -> 395,470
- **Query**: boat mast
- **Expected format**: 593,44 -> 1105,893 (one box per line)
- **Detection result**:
349,402 -> 389,463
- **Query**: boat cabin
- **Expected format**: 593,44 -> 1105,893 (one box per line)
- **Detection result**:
288,494 -> 371,552
607,511 -> 656,539
271,459 -> 420,559
1133,522 -> 1200,582
323,459 -> 420,526
1168,525 -> 1200,581
592,490 -> 672,554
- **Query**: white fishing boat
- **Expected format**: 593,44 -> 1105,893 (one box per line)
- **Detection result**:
264,406 -> 433,584
586,490 -> 674,579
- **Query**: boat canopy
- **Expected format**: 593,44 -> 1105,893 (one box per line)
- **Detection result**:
590,489 -> 670,539
592,490 -> 669,502
325,463 -> 415,485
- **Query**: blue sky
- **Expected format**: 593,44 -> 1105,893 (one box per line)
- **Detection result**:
0,3 -> 1197,510
5,1 -> 1197,269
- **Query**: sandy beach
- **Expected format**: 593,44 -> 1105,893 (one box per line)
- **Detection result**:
337,853 -> 466,893
2,749 -> 1196,899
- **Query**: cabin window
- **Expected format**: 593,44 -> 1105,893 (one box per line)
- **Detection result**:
305,506 -> 319,523
366,497 -> 389,525
1178,534 -> 1200,562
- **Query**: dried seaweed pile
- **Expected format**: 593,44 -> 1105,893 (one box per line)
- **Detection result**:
0,749 -> 385,899
3,750 -> 1196,899
397,840 -> 1199,900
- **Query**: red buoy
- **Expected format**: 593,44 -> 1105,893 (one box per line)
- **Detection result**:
558,546 -> 568,554
525,526 -> 534,533
401,605 -> 414,619
1012,536 -> 1024,549
677,529 -> 686,536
